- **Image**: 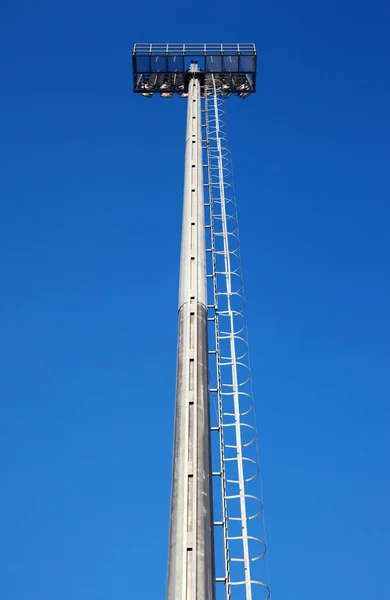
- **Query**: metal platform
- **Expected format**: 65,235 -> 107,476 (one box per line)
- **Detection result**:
132,43 -> 257,98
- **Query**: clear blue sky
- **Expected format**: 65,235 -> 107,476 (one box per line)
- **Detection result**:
1,1 -> 389,598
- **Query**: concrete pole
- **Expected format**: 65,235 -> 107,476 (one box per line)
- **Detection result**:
166,67 -> 215,600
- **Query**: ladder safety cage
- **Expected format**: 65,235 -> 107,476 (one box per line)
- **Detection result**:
204,76 -> 271,600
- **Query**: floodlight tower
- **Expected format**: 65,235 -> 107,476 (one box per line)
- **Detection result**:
132,44 -> 269,600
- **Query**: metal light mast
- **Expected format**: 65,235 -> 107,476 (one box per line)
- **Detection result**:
132,43 -> 269,600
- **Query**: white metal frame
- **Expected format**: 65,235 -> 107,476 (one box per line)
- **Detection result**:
204,78 -> 271,600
